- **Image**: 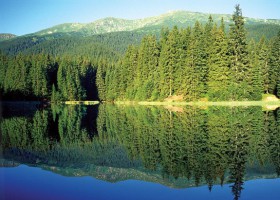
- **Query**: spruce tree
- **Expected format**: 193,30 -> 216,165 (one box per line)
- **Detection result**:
207,21 -> 230,101
268,31 -> 280,97
96,59 -> 107,101
248,39 -> 263,100
176,27 -> 192,96
30,54 -> 50,99
0,52 -> 8,91
135,36 -> 159,100
126,45 -> 138,99
185,21 -> 205,101
257,37 -> 270,94
227,5 -> 251,100
158,26 -> 180,98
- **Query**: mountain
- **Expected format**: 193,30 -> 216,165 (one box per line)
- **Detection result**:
34,10 -> 280,37
1,10 -> 280,56
0,33 -> 17,41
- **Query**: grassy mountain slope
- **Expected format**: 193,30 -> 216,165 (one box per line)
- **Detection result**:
1,10 -> 279,56
35,10 -> 280,37
0,33 -> 17,41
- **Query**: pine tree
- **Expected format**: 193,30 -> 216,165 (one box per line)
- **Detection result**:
134,36 -> 159,100
185,21 -> 205,101
126,45 -> 138,99
257,37 -> 270,94
207,21 -> 230,101
203,16 -> 214,95
176,27 -> 192,96
227,5 -> 251,100
96,59 -> 107,101
248,39 -> 263,100
30,54 -> 50,99
0,51 -> 8,91
158,26 -> 181,98
57,58 -> 68,100
268,31 -> 280,97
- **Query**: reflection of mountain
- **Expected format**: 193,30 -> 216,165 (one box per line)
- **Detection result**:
0,159 -> 19,168
0,104 -> 280,195
1,157 -> 277,190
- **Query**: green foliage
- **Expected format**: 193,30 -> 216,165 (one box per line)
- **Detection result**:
207,21 -> 230,100
0,6 -> 279,102
102,6 -> 278,102
227,5 -> 251,100
268,31 -> 280,98
0,53 -> 97,101
96,59 -> 108,101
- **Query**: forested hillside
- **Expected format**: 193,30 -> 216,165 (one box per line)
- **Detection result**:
0,5 -> 279,101
1,10 -> 280,56
98,6 -> 280,101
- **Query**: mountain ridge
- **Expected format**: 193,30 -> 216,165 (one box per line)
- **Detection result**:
30,10 -> 280,37
1,10 -> 280,56
0,33 -> 17,41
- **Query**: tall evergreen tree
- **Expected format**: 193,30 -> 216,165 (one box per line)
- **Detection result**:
0,52 -> 8,93
207,21 -> 230,101
256,37 -> 270,94
175,27 -> 192,96
227,5 -> 251,100
158,26 -> 181,98
248,39 -> 263,100
268,31 -> 280,98
134,36 -> 159,100
96,59 -> 107,101
30,54 -> 50,99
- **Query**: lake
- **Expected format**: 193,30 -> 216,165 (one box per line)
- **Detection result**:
0,102 -> 280,200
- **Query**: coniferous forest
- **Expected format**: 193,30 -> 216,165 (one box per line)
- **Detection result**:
0,5 -> 279,102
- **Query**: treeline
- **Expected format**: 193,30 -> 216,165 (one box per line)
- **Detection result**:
0,31 -> 145,57
0,53 -> 108,101
98,5 -> 280,101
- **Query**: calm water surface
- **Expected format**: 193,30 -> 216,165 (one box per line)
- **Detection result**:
0,102 -> 279,200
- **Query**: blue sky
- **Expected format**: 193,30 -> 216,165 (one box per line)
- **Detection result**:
1,0 -> 280,36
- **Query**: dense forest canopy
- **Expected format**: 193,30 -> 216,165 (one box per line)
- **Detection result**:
0,5 -> 279,101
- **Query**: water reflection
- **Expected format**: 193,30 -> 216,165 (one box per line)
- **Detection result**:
0,104 -> 279,199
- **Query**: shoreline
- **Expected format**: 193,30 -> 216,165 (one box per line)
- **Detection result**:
2,97 -> 279,108
114,100 -> 280,106
64,101 -> 99,105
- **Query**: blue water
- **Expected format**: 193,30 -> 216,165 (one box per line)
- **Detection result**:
0,165 -> 279,200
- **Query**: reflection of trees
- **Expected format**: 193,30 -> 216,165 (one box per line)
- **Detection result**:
1,110 -> 50,151
1,117 -> 31,150
97,104 -> 278,199
268,108 -> 280,175
1,104 -> 280,198
0,110 -> 51,164
206,107 -> 231,189
55,105 -> 90,145
227,108 -> 251,200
